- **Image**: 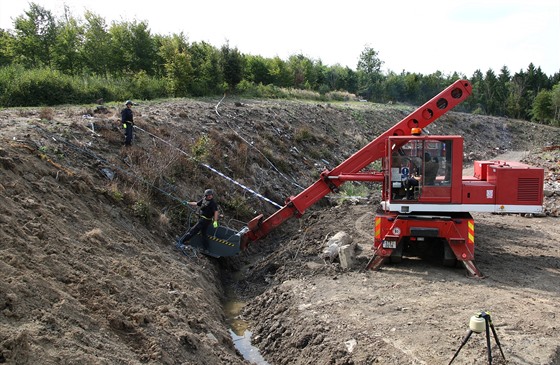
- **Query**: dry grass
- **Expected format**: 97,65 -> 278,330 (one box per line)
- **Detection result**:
325,90 -> 359,102
81,228 -> 107,244
39,107 -> 55,120
158,213 -> 170,227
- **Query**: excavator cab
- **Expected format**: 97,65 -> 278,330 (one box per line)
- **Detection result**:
385,135 -> 463,206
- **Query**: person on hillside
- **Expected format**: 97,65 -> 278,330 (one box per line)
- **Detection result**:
178,189 -> 219,250
121,100 -> 134,146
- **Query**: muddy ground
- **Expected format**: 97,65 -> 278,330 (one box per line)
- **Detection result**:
1,96 -> 559,364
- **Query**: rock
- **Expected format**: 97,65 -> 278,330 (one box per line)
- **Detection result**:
320,231 -> 354,263
339,244 -> 355,269
328,231 -> 352,246
320,243 -> 339,262
345,339 -> 357,353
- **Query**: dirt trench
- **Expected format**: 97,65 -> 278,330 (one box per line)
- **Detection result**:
1,99 -> 559,365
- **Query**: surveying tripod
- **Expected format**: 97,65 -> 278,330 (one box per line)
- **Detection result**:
448,311 -> 507,365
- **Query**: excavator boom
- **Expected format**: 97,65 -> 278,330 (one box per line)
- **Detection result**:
242,80 -> 473,248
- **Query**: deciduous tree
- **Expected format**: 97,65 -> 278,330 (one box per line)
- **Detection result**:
13,3 -> 58,68
81,12 -> 112,76
52,7 -> 83,75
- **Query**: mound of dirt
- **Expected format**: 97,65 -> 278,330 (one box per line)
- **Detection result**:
1,97 -> 559,364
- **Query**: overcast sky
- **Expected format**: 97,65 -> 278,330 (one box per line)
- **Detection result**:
1,0 -> 559,76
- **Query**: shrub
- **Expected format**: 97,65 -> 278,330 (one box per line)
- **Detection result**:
221,195 -> 253,220
131,71 -> 168,100
191,135 -> 211,161
0,65 -> 169,107
325,90 -> 358,102
133,200 -> 151,221
294,127 -> 314,142
0,66 -> 74,106
39,107 -> 55,120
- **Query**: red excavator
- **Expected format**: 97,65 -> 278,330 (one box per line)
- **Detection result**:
191,79 -> 544,277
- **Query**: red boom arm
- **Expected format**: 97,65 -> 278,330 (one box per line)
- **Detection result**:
241,79 -> 472,248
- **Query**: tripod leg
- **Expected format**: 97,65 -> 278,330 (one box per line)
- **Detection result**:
485,320 -> 493,365
490,323 -> 507,361
448,330 -> 473,365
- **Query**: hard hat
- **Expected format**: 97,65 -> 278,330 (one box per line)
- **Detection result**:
125,100 -> 133,106
204,189 -> 214,196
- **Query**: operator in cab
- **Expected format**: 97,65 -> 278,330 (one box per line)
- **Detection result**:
404,152 -> 439,199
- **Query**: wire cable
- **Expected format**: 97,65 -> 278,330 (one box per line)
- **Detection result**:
133,125 -> 283,209
214,94 -> 306,190
33,125 -> 198,214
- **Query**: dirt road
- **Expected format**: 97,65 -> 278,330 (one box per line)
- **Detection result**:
240,204 -> 560,365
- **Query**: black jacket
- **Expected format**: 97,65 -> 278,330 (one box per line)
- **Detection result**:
198,198 -> 217,220
121,108 -> 133,123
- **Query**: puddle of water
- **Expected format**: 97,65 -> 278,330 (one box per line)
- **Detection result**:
229,329 -> 270,365
224,299 -> 269,365
224,299 -> 249,335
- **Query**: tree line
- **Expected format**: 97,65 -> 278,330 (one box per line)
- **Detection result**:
0,3 -> 559,125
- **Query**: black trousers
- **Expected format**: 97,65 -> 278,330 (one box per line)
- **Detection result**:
179,218 -> 211,248
405,178 -> 419,198
124,122 -> 133,145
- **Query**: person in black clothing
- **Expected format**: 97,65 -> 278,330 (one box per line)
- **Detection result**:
404,152 -> 439,199
121,100 -> 134,146
178,189 -> 219,250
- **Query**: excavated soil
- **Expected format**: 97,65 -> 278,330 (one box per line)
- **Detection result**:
1,97 -> 559,365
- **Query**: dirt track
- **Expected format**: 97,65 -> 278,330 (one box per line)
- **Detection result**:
238,205 -> 560,365
1,99 -> 559,364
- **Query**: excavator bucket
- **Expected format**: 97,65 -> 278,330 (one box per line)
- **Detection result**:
183,226 -> 243,258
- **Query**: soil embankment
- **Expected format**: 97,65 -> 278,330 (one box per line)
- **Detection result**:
1,98 -> 559,364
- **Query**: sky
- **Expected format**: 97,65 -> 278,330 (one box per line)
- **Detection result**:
1,0 -> 559,76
